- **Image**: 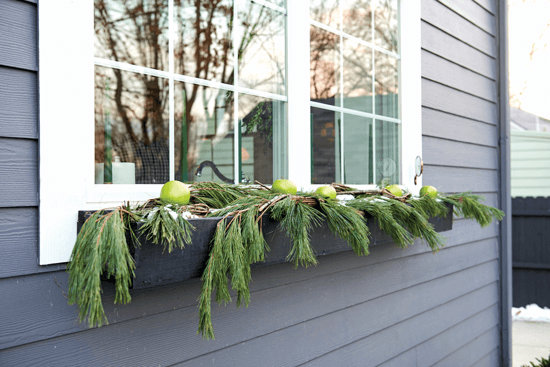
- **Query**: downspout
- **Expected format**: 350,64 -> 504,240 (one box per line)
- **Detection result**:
498,0 -> 512,365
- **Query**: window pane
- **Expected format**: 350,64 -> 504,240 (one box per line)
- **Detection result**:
239,94 -> 287,184
375,120 -> 400,184
343,114 -> 374,184
94,0 -> 170,71
174,0 -> 234,83
310,25 -> 341,106
374,0 -> 398,53
343,38 -> 373,113
375,52 -> 398,118
237,0 -> 286,95
310,0 -> 339,29
341,0 -> 372,42
175,83 -> 235,184
95,66 -> 170,184
311,107 -> 340,184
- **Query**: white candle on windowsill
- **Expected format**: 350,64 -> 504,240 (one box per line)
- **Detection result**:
95,156 -> 136,185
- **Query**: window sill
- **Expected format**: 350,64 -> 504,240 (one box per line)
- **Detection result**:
77,202 -> 453,290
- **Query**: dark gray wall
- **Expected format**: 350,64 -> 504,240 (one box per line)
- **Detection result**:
0,0 -> 504,366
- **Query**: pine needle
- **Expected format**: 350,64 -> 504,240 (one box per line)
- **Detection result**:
139,203 -> 195,253
440,192 -> 505,227
67,208 -> 135,328
271,196 -> 322,268
319,200 -> 370,256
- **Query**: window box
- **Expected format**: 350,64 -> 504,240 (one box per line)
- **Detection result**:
77,202 -> 453,290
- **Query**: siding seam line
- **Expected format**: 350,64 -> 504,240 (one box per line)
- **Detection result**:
420,19 -> 496,59
421,47 -> 496,82
422,77 -> 498,105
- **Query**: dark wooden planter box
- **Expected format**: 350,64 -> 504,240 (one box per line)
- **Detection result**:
78,202 -> 453,290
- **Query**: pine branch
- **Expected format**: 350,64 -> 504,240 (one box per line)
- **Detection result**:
319,200 -> 370,256
271,197 -> 322,268
139,203 -> 195,253
440,192 -> 504,227
67,208 -> 135,328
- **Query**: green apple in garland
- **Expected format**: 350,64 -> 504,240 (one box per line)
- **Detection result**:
385,184 -> 403,197
271,179 -> 298,195
420,185 -> 438,198
315,185 -> 337,199
160,180 -> 191,205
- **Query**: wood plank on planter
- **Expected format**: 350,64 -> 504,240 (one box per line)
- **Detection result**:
78,202 -> 453,290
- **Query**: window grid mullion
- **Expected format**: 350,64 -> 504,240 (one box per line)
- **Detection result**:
372,1 -> 377,184
169,0 -> 175,181
233,0 -> 240,184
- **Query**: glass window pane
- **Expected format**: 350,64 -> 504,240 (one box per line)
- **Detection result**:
341,0 -> 372,42
239,94 -> 287,184
174,83 -> 235,184
310,0 -> 340,29
311,107 -> 341,184
374,0 -> 398,53
237,0 -> 286,95
94,0 -> 170,71
174,0 -> 234,83
95,66 -> 170,184
343,38 -> 373,113
375,120 -> 400,184
310,25 -> 341,106
375,52 -> 398,118
343,114 -> 374,184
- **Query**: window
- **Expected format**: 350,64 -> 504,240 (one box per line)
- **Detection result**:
39,0 -> 420,265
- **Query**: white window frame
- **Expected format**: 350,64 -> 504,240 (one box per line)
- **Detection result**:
38,0 -> 420,265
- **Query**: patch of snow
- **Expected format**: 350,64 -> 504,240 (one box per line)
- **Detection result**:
512,304 -> 550,323
337,194 -> 355,201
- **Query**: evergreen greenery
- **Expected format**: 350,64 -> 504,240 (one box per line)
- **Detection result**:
66,182 -> 505,339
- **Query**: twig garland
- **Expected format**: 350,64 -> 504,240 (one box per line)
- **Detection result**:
66,182 -> 505,340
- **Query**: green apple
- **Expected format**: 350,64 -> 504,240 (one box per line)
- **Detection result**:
385,184 -> 403,197
420,185 -> 438,198
271,179 -> 297,195
160,180 -> 191,205
315,185 -> 337,199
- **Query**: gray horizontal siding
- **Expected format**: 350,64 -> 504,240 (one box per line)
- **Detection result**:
0,66 -> 38,139
0,0 -> 37,71
0,0 -> 505,365
473,0 -> 496,15
423,78 -> 498,124
422,21 -> 497,80
423,108 -> 498,147
437,0 -> 496,36
423,0 -> 496,57
422,49 -> 497,102
0,138 -> 38,207
0,239 -> 499,366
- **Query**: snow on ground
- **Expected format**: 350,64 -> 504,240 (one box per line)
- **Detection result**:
512,304 -> 550,322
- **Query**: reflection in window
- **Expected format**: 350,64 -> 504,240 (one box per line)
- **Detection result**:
94,0 -> 287,185
310,0 -> 400,185
95,66 -> 170,184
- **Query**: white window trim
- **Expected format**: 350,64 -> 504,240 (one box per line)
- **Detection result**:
38,0 -> 421,265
